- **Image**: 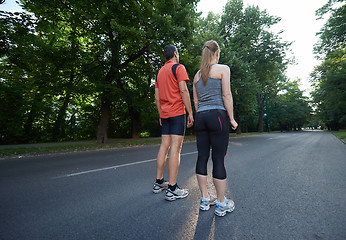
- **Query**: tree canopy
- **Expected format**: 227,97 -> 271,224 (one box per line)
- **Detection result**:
0,0 -> 314,144
311,0 -> 345,130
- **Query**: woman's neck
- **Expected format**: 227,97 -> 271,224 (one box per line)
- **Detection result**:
210,56 -> 218,65
210,60 -> 218,65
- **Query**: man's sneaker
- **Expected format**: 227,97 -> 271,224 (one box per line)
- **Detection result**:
165,186 -> 189,201
200,193 -> 217,211
152,181 -> 168,193
215,198 -> 235,217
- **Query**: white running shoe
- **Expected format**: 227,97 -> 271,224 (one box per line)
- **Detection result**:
152,180 -> 168,194
215,197 -> 235,217
200,193 -> 217,211
165,185 -> 189,201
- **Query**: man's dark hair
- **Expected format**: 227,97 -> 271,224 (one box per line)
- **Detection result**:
163,44 -> 177,61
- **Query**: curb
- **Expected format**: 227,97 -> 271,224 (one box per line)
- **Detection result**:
330,132 -> 346,144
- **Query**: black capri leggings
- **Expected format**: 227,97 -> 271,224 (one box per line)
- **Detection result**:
194,109 -> 230,180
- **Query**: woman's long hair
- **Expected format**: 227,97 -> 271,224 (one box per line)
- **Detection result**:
200,40 -> 219,85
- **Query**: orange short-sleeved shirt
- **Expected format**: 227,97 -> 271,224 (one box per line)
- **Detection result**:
155,60 -> 189,118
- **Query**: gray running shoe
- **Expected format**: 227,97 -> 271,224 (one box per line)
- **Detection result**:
200,193 -> 217,211
215,198 -> 235,217
165,186 -> 189,201
152,181 -> 168,194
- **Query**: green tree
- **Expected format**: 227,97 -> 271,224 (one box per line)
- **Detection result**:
1,4 -> 99,143
315,0 -> 345,57
0,11 -> 62,143
0,0 -> 303,144
219,0 -> 291,133
311,48 -> 346,130
16,0 -> 199,143
269,80 -> 311,131
311,0 -> 345,130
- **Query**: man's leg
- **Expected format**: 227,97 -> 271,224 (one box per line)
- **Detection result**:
164,114 -> 189,201
156,135 -> 171,180
167,134 -> 184,186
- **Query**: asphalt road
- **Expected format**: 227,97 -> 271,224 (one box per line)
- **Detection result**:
0,131 -> 345,240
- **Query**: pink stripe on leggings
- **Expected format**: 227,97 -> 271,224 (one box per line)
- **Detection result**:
218,116 -> 222,131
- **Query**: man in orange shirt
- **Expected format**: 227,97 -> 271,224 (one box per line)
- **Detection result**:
153,44 -> 194,201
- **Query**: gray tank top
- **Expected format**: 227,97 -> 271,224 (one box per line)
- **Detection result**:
196,76 -> 226,112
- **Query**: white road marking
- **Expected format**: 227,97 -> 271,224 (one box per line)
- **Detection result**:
53,151 -> 198,179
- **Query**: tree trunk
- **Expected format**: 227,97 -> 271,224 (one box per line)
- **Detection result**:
52,68 -> 75,141
23,90 -> 43,142
97,92 -> 111,143
129,107 -> 140,139
257,92 -> 265,133
96,74 -> 112,144
96,52 -> 117,144
52,91 -> 71,141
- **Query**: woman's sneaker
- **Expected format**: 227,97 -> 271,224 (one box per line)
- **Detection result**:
215,198 -> 235,217
165,185 -> 189,201
152,180 -> 168,193
200,193 -> 217,211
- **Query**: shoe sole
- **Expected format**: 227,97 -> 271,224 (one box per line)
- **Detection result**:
152,188 -> 167,194
152,184 -> 168,194
200,205 -> 210,211
165,193 -> 189,201
200,199 -> 216,211
215,205 -> 235,217
153,189 -> 162,194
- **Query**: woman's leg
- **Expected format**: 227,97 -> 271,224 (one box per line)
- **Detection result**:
196,174 -> 209,198
195,113 -> 211,199
213,178 -> 227,202
209,110 -> 230,202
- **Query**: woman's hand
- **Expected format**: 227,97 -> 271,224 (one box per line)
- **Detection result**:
230,119 -> 238,130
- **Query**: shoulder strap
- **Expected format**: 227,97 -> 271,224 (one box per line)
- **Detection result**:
172,63 -> 180,80
156,64 -> 180,83
155,71 -> 159,83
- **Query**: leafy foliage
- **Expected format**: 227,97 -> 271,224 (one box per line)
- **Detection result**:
0,0 -> 314,144
269,80 -> 312,131
311,1 -> 345,130
219,0 -> 293,132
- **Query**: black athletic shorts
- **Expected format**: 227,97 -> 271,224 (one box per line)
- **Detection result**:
161,114 -> 186,136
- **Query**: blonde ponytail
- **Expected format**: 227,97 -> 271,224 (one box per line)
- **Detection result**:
200,40 -> 219,85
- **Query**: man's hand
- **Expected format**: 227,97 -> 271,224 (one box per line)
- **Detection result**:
187,114 -> 194,128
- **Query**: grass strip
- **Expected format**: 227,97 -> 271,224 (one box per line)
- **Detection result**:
0,132 -> 272,158
0,136 -> 196,157
331,130 -> 346,142
0,140 -> 159,157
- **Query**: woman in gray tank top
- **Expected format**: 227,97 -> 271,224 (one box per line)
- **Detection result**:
193,40 -> 238,217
